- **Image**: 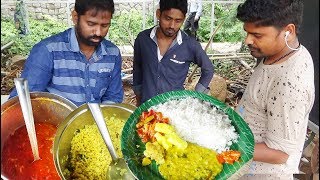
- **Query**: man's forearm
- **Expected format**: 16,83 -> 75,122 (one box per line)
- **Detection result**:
254,142 -> 289,164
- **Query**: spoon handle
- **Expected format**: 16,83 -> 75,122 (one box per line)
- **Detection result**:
88,103 -> 118,161
14,78 -> 40,161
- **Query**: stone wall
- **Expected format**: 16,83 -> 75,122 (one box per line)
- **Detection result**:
1,0 -> 155,25
1,1 -> 74,23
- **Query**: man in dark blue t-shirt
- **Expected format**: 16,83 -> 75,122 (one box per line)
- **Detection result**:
133,0 -> 214,106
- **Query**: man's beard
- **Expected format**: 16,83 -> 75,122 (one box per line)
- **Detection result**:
159,25 -> 178,37
75,24 -> 103,47
247,44 -> 264,58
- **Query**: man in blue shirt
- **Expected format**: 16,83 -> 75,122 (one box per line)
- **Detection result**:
9,0 -> 124,107
133,0 -> 214,106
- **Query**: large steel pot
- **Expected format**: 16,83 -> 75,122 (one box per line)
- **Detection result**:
1,92 -> 77,179
53,103 -> 136,179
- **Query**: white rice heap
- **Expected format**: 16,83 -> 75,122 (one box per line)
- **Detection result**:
150,97 -> 239,153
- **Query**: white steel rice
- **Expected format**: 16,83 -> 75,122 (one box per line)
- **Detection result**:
150,97 -> 239,153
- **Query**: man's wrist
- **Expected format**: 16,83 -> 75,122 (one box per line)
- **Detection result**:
195,83 -> 210,94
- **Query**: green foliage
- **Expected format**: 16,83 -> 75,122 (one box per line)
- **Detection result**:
1,16 -> 67,56
197,4 -> 245,42
213,60 -> 240,81
109,10 -> 154,46
1,17 -> 18,46
196,16 -> 212,41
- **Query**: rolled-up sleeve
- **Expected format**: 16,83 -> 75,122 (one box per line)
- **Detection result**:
265,82 -> 312,156
195,0 -> 203,19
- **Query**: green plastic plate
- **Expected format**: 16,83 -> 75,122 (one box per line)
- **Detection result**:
121,90 -> 254,180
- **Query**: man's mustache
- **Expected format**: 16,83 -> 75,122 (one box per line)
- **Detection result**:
90,35 -> 103,40
248,44 -> 259,51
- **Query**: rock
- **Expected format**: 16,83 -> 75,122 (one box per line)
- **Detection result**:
209,75 -> 227,102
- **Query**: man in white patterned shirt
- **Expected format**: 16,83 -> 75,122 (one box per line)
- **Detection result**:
235,0 -> 315,179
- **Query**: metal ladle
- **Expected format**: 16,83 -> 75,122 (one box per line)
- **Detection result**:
87,103 -> 136,180
14,78 -> 40,161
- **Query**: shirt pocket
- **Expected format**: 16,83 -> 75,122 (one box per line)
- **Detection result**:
167,58 -> 189,78
94,71 -> 112,99
168,58 -> 188,70
169,58 -> 186,65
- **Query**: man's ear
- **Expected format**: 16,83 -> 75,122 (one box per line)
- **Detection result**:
283,23 -> 297,42
156,9 -> 161,20
284,23 -> 296,37
71,10 -> 78,25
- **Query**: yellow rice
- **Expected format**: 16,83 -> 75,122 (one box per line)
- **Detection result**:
66,115 -> 125,180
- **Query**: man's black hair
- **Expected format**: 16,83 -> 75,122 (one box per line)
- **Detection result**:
236,0 -> 303,35
159,0 -> 188,15
75,0 -> 115,16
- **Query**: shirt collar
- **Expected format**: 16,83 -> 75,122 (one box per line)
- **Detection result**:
70,27 -> 80,52
69,27 -> 108,56
150,25 -> 183,45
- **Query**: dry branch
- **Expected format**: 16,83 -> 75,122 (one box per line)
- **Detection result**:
187,20 -> 225,83
210,55 -> 253,60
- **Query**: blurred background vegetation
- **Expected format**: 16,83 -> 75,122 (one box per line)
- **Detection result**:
1,3 -> 245,56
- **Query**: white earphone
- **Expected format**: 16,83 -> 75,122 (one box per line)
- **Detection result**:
285,31 -> 290,37
284,31 -> 301,51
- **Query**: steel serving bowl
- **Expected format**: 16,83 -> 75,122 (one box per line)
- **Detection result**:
53,103 -> 136,179
1,92 -> 77,179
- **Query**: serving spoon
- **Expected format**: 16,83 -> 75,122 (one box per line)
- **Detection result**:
87,103 -> 136,180
14,78 -> 40,161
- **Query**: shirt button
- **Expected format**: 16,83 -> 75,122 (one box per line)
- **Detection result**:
158,76 -> 160,78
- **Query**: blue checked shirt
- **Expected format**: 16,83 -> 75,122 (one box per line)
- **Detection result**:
9,28 -> 124,106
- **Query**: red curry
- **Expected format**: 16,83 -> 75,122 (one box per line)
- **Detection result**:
1,122 -> 60,179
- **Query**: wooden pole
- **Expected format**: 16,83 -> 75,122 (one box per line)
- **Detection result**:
1,41 -> 14,52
